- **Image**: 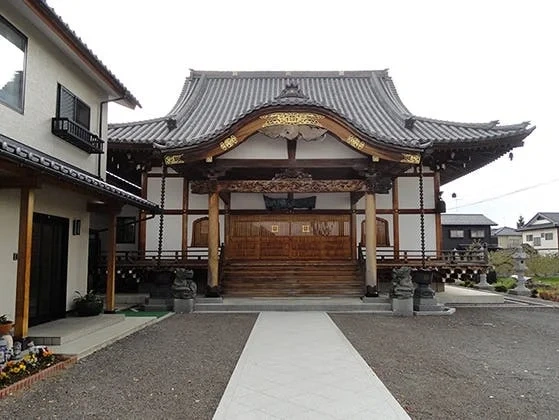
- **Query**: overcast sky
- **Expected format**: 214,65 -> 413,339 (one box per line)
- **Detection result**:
48,0 -> 558,228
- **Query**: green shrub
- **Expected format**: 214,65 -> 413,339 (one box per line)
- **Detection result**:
494,285 -> 508,292
488,250 -> 514,277
526,254 -> 559,277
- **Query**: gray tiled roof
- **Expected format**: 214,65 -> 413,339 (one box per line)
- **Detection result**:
442,214 -> 497,226
34,1 -> 140,108
517,212 -> 559,231
108,70 -> 534,150
0,134 -> 159,212
492,227 -> 521,236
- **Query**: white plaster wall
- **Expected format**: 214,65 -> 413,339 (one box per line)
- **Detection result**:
34,185 -> 91,311
0,190 -> 21,320
399,214 -> 437,257
219,133 -> 287,159
296,133 -> 364,159
0,5 -> 109,177
355,191 -> 392,210
146,215 -> 182,251
163,178 -> 183,209
398,177 -> 435,209
301,193 -> 349,209
523,229 -> 558,253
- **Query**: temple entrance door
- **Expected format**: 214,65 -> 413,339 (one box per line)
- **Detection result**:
227,214 -> 352,260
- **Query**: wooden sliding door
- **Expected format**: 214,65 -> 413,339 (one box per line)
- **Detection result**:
227,214 -> 352,260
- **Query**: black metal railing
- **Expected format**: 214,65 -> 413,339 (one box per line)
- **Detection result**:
51,117 -> 104,154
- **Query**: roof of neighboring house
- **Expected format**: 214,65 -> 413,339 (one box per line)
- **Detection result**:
0,134 -> 160,212
108,70 -> 534,150
491,226 -> 521,236
518,212 -> 559,231
441,214 -> 497,226
22,0 -> 140,108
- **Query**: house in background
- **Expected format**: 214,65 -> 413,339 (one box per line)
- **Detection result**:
491,226 -> 522,249
518,213 -> 559,254
0,1 -> 159,338
441,214 -> 497,251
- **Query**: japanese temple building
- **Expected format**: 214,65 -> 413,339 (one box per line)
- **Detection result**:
105,70 -> 534,297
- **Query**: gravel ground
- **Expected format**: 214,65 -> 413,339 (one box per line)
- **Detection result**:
331,307 -> 559,420
0,314 -> 257,420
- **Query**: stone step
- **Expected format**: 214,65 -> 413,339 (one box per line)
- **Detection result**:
29,314 -> 126,346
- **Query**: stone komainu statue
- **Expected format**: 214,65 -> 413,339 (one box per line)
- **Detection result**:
171,268 -> 197,299
391,266 -> 414,299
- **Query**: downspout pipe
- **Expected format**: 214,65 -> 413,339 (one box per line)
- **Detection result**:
98,96 -> 127,178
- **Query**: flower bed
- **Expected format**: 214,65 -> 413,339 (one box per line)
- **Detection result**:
0,347 -> 76,398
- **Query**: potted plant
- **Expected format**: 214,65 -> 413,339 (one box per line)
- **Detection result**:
73,291 -> 104,316
0,314 -> 13,335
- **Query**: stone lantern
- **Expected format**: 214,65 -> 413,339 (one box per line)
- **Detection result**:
508,247 -> 531,296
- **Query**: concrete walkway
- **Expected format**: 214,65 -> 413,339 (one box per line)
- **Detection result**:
214,312 -> 410,419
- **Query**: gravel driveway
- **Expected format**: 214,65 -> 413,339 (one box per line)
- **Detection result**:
0,313 -> 257,420
331,307 -> 559,420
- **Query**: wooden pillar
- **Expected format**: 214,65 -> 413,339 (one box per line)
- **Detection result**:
181,178 -> 189,258
392,178 -> 400,260
365,192 -> 377,290
207,190 -> 219,293
434,171 -> 443,257
14,187 -> 34,339
105,212 -> 117,313
138,171 -> 147,256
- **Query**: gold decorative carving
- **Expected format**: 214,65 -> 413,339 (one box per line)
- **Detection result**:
302,225 -> 310,233
271,225 -> 279,233
219,135 -> 238,151
190,179 -> 366,194
345,135 -> 365,150
164,154 -> 184,165
260,113 -> 325,128
205,156 -> 213,163
400,153 -> 421,164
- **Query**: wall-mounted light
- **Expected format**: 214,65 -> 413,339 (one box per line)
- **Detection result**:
72,219 -> 81,236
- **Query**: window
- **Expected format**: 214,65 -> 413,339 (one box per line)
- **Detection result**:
470,229 -> 485,238
116,217 -> 136,244
526,234 -> 533,242
361,218 -> 390,247
533,237 -> 541,246
57,84 -> 91,129
449,230 -> 464,239
545,232 -> 553,241
0,16 -> 26,112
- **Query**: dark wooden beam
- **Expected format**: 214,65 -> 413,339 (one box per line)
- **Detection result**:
87,201 -> 123,214
105,212 -> 117,313
14,187 -> 34,339
0,176 -> 40,189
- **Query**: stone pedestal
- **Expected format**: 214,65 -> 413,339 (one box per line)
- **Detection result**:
476,273 -> 493,290
508,247 -> 531,296
392,298 -> 413,316
173,298 -> 195,313
413,269 -> 445,312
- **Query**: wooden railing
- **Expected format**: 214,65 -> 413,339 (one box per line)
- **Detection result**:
359,246 -> 489,267
99,247 -> 214,268
51,117 -> 104,154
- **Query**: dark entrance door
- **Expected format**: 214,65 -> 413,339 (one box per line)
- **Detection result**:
29,213 -> 69,326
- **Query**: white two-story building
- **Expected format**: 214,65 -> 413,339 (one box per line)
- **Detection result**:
519,213 -> 559,254
0,1 -> 159,338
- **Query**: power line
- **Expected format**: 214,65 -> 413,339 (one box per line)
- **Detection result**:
448,177 -> 559,210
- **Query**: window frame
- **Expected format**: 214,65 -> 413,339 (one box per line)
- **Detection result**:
544,232 -> 553,241
449,229 -> 465,239
526,234 -> 533,242
56,84 -> 91,130
116,217 -> 136,244
0,15 -> 27,113
470,229 -> 485,239
533,236 -> 541,247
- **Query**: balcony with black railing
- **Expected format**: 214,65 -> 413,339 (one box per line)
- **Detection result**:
51,117 -> 104,154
